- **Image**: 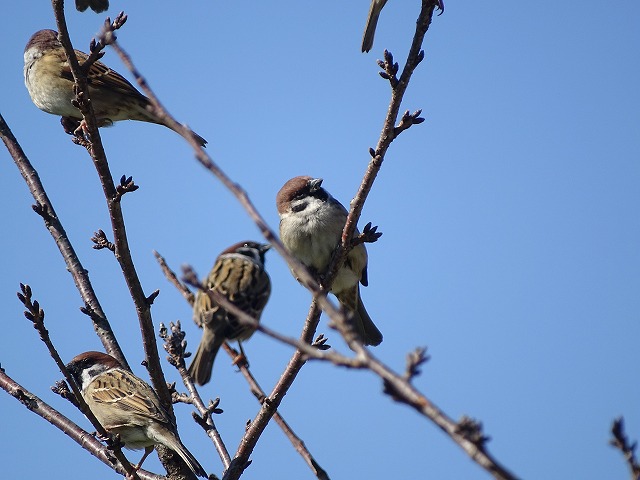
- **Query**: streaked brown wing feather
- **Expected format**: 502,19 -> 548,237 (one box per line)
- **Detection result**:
195,256 -> 271,340
58,49 -> 147,101
88,369 -> 170,424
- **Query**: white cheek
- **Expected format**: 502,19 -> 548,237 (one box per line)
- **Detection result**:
80,369 -> 95,391
24,47 -> 42,66
79,364 -> 108,390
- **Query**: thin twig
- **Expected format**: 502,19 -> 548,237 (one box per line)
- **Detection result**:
205,290 -> 364,368
0,367 -> 163,480
51,0 -> 169,406
50,3 -> 190,477
109,40 -> 346,327
610,417 -> 640,480
114,5 -> 519,477
323,3 -> 519,478
17,283 -> 141,478
161,321 -> 231,469
324,0 -> 437,305
222,344 -> 330,480
155,252 -> 332,479
154,251 -> 195,305
107,46 -> 357,480
0,112 -> 127,368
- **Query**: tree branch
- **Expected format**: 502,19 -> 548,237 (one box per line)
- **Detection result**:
17,283 -> 143,478
51,0 -> 168,406
222,343 -> 330,480
109,5 -> 519,478
155,252 -> 332,479
160,321 -> 231,470
50,3 -> 191,477
610,417 -> 640,480
0,366 -> 161,479
0,112 -> 128,369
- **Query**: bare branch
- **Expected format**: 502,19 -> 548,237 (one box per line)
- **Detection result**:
51,0 -> 172,420
366,352 -> 518,480
205,290 -> 364,368
79,13 -> 128,71
111,5 -> 519,478
160,321 -> 231,469
0,112 -> 127,368
49,4 -> 194,476
610,417 -> 640,480
324,0 -> 443,303
157,254 -> 332,478
154,251 -> 195,305
222,344 -> 331,480
0,367 -> 163,480
16,283 -> 141,478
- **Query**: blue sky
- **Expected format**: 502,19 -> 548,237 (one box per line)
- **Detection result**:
1,1 -> 639,479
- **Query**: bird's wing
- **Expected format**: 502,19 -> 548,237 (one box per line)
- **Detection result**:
58,49 -> 147,100
200,256 -> 271,338
87,369 -> 170,424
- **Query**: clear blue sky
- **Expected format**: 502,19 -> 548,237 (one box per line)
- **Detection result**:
1,1 -> 639,479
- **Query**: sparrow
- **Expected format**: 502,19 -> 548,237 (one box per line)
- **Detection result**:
188,241 -> 271,386
361,0 -> 389,53
66,351 -> 207,478
75,0 -> 109,13
23,29 -> 207,147
276,176 -> 383,346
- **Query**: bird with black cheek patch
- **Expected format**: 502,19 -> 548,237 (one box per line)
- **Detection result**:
188,241 -> 272,386
276,176 -> 383,346
65,351 -> 207,478
23,29 -> 207,146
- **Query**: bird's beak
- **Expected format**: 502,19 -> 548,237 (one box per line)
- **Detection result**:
260,244 -> 272,253
309,178 -> 323,192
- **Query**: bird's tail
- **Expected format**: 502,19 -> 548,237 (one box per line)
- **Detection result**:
337,286 -> 383,346
361,0 -> 387,53
128,99 -> 208,147
188,330 -> 223,386
167,122 -> 208,147
167,438 -> 208,478
355,297 -> 383,346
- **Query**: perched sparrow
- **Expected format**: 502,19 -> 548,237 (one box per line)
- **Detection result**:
276,176 -> 383,346
188,241 -> 271,386
66,351 -> 207,478
75,0 -> 109,13
23,29 -> 207,147
361,0 -> 389,53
